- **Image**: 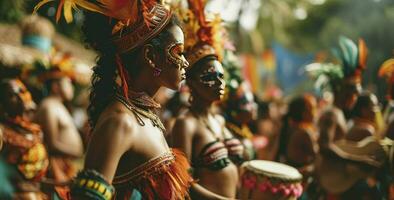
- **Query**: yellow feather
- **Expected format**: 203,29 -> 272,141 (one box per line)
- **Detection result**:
33,0 -> 54,14
379,58 -> 394,77
63,1 -> 74,23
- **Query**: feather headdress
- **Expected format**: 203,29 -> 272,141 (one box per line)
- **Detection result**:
34,0 -> 172,53
306,36 -> 368,92
333,36 -> 368,81
378,58 -> 394,99
379,58 -> 394,83
34,0 -> 172,99
172,0 -> 224,67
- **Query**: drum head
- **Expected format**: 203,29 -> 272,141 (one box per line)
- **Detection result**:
245,160 -> 302,182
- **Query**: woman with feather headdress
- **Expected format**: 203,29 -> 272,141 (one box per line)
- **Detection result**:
34,0 -> 193,199
305,36 -> 368,152
170,0 -> 242,199
0,47 -> 49,199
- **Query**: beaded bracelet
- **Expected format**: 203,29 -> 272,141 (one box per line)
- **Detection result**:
71,169 -> 115,200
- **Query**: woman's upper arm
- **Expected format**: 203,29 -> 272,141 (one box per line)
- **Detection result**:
83,113 -> 135,183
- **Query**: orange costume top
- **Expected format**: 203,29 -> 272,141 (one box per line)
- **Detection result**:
113,149 -> 193,199
71,148 -> 193,200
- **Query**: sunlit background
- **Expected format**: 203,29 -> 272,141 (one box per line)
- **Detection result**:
1,0 -> 393,100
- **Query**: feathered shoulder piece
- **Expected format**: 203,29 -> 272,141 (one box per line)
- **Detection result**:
173,0 -> 224,67
379,58 -> 394,83
333,36 -> 368,82
34,0 -> 172,54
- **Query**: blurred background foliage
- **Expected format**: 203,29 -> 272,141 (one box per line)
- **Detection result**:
0,0 -> 393,98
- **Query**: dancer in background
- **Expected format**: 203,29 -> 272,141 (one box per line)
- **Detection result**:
0,78 -> 49,199
305,36 -> 368,152
35,52 -> 84,185
171,0 -> 243,198
222,50 -> 258,161
279,95 -> 319,176
346,91 -> 382,141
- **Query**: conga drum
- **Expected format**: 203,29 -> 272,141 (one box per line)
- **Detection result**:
239,160 -> 303,200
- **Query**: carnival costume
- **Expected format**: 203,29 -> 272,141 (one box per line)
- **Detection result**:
222,50 -> 257,161
305,36 -> 368,141
0,78 -> 49,199
172,0 -> 244,171
28,50 -> 83,199
35,0 -> 193,199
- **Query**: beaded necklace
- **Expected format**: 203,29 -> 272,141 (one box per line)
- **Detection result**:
115,93 -> 166,133
190,109 -> 225,140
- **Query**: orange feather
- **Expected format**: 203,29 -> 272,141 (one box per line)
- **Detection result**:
378,58 -> 394,78
358,38 -> 368,69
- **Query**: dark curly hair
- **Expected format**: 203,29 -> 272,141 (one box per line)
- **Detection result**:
83,11 -> 180,128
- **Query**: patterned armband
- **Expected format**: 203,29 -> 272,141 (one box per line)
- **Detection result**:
71,169 -> 115,200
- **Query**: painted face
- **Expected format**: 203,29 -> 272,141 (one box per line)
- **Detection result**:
166,42 -> 189,71
238,91 -> 257,115
156,25 -> 189,90
189,58 -> 225,102
199,63 -> 225,89
230,83 -> 258,123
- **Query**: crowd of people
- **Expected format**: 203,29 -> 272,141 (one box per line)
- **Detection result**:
0,0 -> 393,199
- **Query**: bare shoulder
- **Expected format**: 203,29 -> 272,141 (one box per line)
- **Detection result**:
173,112 -> 198,134
213,114 -> 226,126
39,97 -> 58,108
37,97 -> 61,116
91,101 -> 139,147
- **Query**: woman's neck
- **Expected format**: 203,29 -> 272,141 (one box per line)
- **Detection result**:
190,96 -> 213,117
128,71 -> 161,98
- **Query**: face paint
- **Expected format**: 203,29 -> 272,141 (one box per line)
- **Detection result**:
238,92 -> 257,113
166,42 -> 189,70
199,66 -> 224,88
